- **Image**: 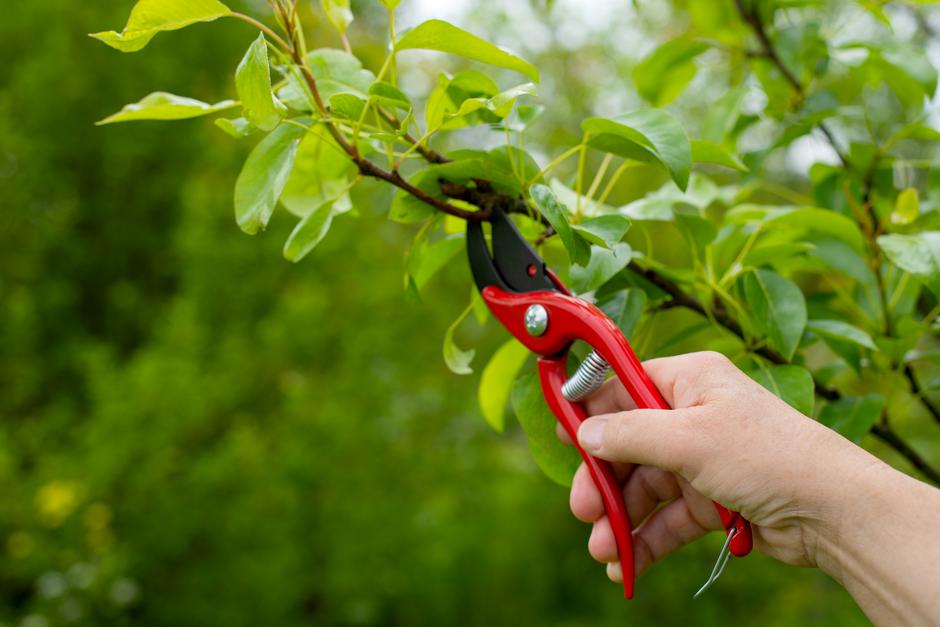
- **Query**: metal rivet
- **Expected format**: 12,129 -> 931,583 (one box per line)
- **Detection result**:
524,304 -> 549,336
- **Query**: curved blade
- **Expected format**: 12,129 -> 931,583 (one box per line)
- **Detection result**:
467,208 -> 556,294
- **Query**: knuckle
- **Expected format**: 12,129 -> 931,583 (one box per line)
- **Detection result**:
693,351 -> 733,373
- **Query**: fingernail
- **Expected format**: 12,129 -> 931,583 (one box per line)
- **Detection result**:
578,418 -> 607,453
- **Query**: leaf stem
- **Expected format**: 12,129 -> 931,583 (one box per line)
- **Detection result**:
575,142 -> 587,219
230,12 -> 292,52
528,144 -> 582,187
585,153 -> 613,204
596,162 -> 633,205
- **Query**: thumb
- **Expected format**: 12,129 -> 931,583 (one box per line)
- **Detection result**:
577,409 -> 702,473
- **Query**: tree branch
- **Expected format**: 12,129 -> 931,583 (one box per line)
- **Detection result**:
375,107 -> 450,165
733,0 -> 850,168
289,51 -> 490,221
728,0 -> 940,484
356,160 -> 489,221
628,262 -> 788,364
871,423 -> 940,485
628,260 -> 940,486
906,364 -> 940,426
394,162 -> 939,482
266,2 -> 939,486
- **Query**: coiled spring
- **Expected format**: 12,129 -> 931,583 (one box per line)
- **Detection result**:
561,351 -> 611,402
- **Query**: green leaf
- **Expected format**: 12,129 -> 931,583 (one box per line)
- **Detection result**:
618,173 -> 719,221
281,50 -> 376,111
215,116 -> 257,138
379,0 -> 400,9
396,19 -> 540,82
702,84 -> 747,144
470,288 -> 490,325
888,121 -> 940,143
818,395 -> 884,443
408,234 -> 465,293
369,81 -> 411,111
571,215 -> 631,248
236,34 -> 287,132
771,209 -> 864,252
691,140 -> 748,172
511,105 -> 544,132
443,305 -> 475,375
748,365 -> 815,416
281,127 -> 355,218
583,110 -> 691,190
725,206 -> 864,252
295,53 -> 386,111
389,158 -> 519,224
283,200 -> 339,262
633,38 -> 708,106
568,244 -> 633,293
483,147 -> 542,193
878,232 -> 940,298
806,319 -> 876,372
425,73 -> 451,131
328,93 -> 366,120
530,184 -> 591,266
234,123 -> 306,235
806,319 -> 877,350
674,209 -> 717,259
742,269 -> 807,360
479,340 -> 530,432
598,288 -> 647,340
447,83 -> 537,123
321,0 -> 353,34
511,370 -> 581,487
95,92 -> 237,125
891,188 -> 920,225
744,242 -> 815,268
808,237 -> 874,285
90,0 -> 231,52
549,179 -> 616,219
423,72 -> 534,131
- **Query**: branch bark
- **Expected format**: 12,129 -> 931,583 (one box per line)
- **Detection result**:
872,423 -> 940,485
732,0 -> 849,168
906,364 -> 940,426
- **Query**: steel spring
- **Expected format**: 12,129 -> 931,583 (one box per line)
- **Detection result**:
561,351 -> 611,402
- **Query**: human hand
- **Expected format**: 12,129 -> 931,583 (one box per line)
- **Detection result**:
558,351 -> 873,583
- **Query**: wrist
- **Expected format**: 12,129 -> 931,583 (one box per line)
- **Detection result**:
809,446 -> 940,625
810,451 -> 894,581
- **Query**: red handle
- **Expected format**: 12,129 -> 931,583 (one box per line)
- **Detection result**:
482,286 -> 753,595
539,357 -> 637,598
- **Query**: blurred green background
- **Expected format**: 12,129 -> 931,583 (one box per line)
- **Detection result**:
0,1 -> 877,625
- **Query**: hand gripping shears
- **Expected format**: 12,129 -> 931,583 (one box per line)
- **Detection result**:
467,207 -> 753,599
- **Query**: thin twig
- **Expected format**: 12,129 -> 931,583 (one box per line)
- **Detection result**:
871,423 -> 940,485
252,4 -> 938,485
230,12 -> 292,52
905,364 -> 940,426
732,0 -> 849,168
376,107 -> 450,164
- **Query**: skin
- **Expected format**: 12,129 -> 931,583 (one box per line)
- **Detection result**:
559,351 -> 940,626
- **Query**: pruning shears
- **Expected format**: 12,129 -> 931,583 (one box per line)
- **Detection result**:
467,207 -> 753,599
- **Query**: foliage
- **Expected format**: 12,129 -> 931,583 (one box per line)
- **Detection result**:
94,0 -> 940,490
2,0 -> 939,625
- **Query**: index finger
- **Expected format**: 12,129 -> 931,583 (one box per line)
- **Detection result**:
556,375 -> 637,446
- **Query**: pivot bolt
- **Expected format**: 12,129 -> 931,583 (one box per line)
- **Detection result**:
524,304 -> 549,336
